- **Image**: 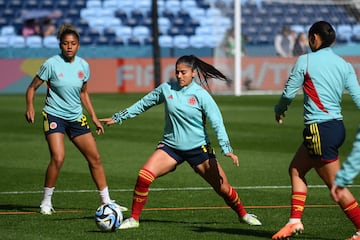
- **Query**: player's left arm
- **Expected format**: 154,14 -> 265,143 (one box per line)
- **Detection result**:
80,82 -> 104,135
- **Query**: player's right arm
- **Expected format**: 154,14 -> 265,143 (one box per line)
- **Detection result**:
25,75 -> 44,123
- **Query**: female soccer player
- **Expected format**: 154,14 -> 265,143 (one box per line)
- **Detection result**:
272,21 -> 360,240
25,23 -> 126,215
100,55 -> 262,229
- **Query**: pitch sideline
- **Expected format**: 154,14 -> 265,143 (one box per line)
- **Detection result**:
1,184 -> 360,195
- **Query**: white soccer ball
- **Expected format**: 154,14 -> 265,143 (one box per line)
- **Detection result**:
95,203 -> 123,231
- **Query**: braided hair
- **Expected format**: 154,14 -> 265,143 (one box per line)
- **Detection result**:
175,55 -> 230,91
308,21 -> 336,51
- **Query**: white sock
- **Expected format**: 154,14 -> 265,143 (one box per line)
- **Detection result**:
41,187 -> 55,206
99,186 -> 111,204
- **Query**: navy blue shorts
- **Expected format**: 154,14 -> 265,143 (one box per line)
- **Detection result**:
156,143 -> 216,167
302,120 -> 345,162
42,112 -> 91,139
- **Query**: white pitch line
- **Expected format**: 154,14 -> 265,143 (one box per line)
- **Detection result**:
1,185 -> 360,195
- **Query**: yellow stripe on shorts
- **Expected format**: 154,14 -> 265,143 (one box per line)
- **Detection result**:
310,123 -> 322,155
42,111 -> 49,132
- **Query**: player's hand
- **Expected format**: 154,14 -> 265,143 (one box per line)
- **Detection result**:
93,118 -> 104,135
99,118 -> 115,126
25,108 -> 35,123
275,113 -> 285,124
226,152 -> 239,167
330,184 -> 345,202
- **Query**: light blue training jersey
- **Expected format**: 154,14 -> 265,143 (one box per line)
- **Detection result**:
335,127 -> 360,187
37,54 -> 90,121
275,47 -> 360,124
112,80 -> 233,155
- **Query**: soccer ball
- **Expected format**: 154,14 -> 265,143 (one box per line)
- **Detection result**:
94,203 -> 123,232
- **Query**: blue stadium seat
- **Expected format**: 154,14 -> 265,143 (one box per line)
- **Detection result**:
291,24 -> 305,34
173,35 -> 189,48
165,0 -> 181,14
103,28 -> 116,38
0,0 -> 6,9
117,0 -> 134,17
23,0 -> 39,9
40,0 -> 53,9
73,0 -> 86,9
124,18 -> 139,27
103,0 -> 118,10
181,0 -> 197,10
1,25 -> 16,36
96,36 -> 110,46
189,35 -> 206,48
219,17 -> 232,30
8,0 -> 22,9
80,36 -> 94,46
66,8 -> 80,20
112,37 -> 126,46
104,18 -> 121,30
100,8 -> 116,17
183,26 -> 195,36
159,35 -> 173,48
158,17 -> 171,34
162,9 -> 175,21
0,36 -> 9,48
86,27 -> 101,39
130,9 -> 145,23
188,7 -> 206,21
204,34 -> 223,48
128,36 -> 141,46
168,27 -> 181,36
337,24 -> 352,43
25,35 -> 43,48
114,26 -> 133,42
9,35 -> 26,48
115,9 -> 128,22
0,17 -> 7,28
352,24 -> 360,37
80,8 -> 97,20
177,9 -> 191,21
206,8 -> 222,18
172,17 -> 185,28
87,18 -> 106,34
143,37 -> 153,45
134,0 -> 152,15
132,25 -> 150,44
43,36 -> 59,48
86,0 -> 102,9
56,0 -> 71,10
195,26 -> 213,36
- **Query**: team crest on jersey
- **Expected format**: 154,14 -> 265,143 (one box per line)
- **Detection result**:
188,96 -> 197,105
49,122 -> 57,129
78,71 -> 84,80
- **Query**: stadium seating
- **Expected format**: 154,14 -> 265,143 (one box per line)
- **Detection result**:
159,35 -> 173,47
173,35 -> 189,48
9,36 -> 26,48
0,35 -> 9,47
25,35 -> 43,48
43,35 -> 59,48
1,0 -> 360,48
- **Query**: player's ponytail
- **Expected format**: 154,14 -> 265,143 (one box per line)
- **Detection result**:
308,21 -> 336,50
176,55 -> 230,91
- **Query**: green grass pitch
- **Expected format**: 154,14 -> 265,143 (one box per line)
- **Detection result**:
0,93 -> 359,240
